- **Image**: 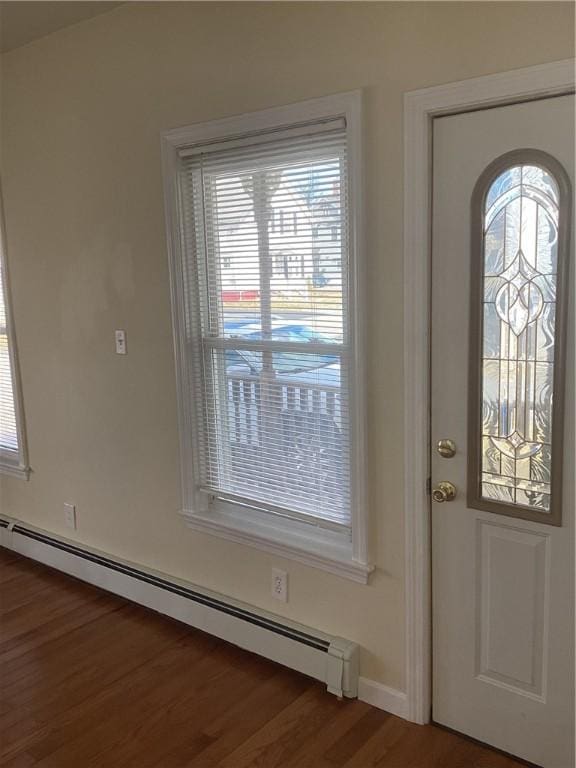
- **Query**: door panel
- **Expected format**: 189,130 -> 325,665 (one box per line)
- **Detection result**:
476,520 -> 549,700
431,95 -> 574,768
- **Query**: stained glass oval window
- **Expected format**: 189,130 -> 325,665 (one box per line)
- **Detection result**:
470,153 -> 570,525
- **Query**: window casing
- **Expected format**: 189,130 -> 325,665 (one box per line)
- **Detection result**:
162,93 -> 370,580
0,189 -> 28,478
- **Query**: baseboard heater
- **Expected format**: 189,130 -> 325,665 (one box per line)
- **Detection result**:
0,517 -> 358,698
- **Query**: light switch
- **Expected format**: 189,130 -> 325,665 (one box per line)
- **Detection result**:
115,329 -> 127,355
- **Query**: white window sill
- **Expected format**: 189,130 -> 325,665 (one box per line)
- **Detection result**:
179,504 -> 373,583
0,461 -> 30,480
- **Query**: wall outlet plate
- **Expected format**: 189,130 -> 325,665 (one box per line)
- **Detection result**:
63,503 -> 76,530
271,568 -> 288,602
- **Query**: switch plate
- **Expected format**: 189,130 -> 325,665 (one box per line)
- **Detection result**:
63,503 -> 76,530
271,568 -> 288,602
115,329 -> 127,355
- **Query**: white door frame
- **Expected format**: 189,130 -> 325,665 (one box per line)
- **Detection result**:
402,58 -> 575,725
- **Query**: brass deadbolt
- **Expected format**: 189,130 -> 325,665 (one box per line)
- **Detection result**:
437,439 -> 457,458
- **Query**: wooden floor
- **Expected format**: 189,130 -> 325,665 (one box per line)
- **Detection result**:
0,548 -> 527,768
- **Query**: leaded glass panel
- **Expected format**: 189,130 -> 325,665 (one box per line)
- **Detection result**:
479,163 -> 560,513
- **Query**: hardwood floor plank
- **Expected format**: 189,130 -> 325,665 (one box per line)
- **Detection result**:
0,577 -> 59,617
373,720 -> 486,768
0,607 -> 194,749
184,670 -> 314,768
0,558 -> 48,586
1,584 -> 113,644
217,685 -> 349,768
0,752 -> 38,768
0,549 -> 528,768
324,706 -> 392,766
0,591 -> 121,665
281,697 -> 373,768
0,549 -> 22,567
341,715 -> 412,768
24,633 -> 223,766
107,655 -> 284,768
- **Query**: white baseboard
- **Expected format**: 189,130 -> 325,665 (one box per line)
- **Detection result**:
358,677 -> 409,719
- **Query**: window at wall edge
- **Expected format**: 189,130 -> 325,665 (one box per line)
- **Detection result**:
0,189 -> 29,480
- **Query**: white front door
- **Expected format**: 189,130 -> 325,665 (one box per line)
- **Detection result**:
431,95 -> 574,768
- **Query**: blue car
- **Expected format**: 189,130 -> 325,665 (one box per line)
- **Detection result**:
223,320 -> 340,386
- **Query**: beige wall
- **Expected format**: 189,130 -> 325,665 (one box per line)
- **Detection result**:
0,1 -> 573,691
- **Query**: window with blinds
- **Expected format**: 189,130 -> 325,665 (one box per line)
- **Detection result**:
0,196 -> 26,477
177,116 -> 355,532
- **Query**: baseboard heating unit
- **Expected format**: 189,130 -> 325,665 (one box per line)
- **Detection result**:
0,517 -> 358,699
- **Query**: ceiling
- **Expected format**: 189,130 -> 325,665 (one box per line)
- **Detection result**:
0,1 -> 123,53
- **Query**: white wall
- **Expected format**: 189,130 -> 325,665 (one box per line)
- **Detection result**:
0,1 -> 573,691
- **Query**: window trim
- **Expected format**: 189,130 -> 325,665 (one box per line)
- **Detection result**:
0,187 -> 30,480
468,149 -> 571,527
161,92 -> 371,582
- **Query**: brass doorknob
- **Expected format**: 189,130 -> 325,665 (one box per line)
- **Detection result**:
432,481 -> 457,503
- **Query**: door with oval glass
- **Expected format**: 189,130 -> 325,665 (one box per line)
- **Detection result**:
431,94 -> 574,768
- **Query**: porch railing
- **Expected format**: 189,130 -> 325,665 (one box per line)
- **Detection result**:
220,371 -> 346,516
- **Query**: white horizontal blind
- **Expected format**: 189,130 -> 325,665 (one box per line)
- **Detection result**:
0,248 -> 19,463
179,120 -> 352,529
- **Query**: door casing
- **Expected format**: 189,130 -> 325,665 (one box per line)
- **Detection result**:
402,59 -> 576,725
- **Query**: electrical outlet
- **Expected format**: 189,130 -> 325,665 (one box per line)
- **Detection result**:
271,568 -> 288,602
64,503 -> 76,530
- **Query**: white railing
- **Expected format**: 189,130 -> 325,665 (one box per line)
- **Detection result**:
226,372 -> 341,447
222,371 -> 346,516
